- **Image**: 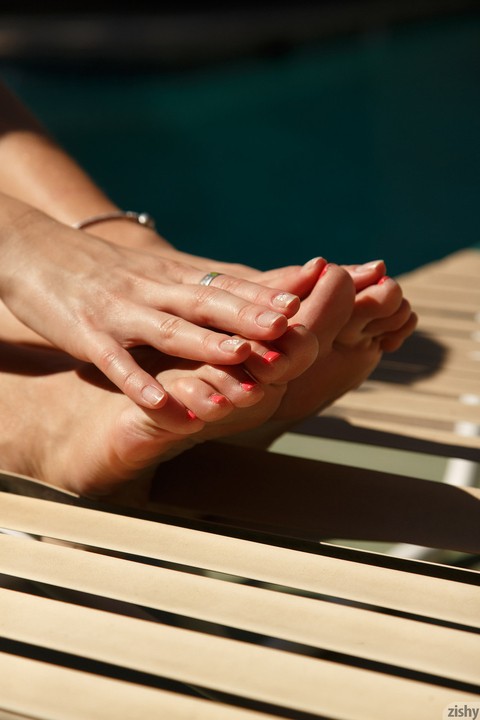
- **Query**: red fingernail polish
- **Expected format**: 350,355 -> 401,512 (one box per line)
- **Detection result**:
210,393 -> 226,405
241,381 -> 257,391
378,275 -> 390,285
186,409 -> 197,420
263,350 -> 281,364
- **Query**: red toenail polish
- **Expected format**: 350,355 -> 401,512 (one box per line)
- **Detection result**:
377,275 -> 390,285
320,263 -> 331,277
210,393 -> 226,404
263,350 -> 281,364
241,381 -> 257,391
186,409 -> 197,420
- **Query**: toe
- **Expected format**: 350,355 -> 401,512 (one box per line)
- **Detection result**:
344,260 -> 386,292
166,376 -> 236,422
299,264 -> 355,354
242,325 -> 318,384
364,298 -> 413,336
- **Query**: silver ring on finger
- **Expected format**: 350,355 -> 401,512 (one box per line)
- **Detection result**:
199,272 -> 223,286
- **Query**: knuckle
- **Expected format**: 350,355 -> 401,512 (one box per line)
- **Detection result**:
221,276 -> 266,305
235,302 -> 257,325
156,315 -> 185,343
193,286 -> 217,307
211,275 -> 240,293
97,347 -> 122,373
198,331 -> 217,354
97,346 -> 137,388
122,368 -> 140,392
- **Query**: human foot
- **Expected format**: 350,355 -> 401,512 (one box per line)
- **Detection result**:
194,263 -> 357,444
224,269 -> 417,448
0,265 -> 353,496
0,339 -> 273,496
0,315 -> 318,497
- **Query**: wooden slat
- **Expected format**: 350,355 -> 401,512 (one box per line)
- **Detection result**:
1,494 -> 479,628
404,295 -> 480,316
0,652 -> 273,720
398,249 -> 480,283
319,414 -> 480,448
1,589 -> 478,720
1,534 -> 478,685
331,388 -> 480,425
365,375 -> 479,398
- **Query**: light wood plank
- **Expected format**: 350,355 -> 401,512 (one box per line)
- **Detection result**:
1,494 -> 479,627
1,589 -> 477,720
0,652 -> 272,720
1,534 -> 478,684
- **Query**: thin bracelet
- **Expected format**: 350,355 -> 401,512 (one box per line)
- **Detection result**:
72,210 -> 156,231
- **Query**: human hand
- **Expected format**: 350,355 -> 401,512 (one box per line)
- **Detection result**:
0,202 -> 308,410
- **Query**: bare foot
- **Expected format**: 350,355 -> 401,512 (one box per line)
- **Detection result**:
225,267 -> 417,448
2,261 -> 413,495
0,265 -> 353,497
277,274 -> 417,419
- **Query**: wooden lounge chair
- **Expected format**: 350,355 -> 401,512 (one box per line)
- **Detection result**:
0,249 -> 479,719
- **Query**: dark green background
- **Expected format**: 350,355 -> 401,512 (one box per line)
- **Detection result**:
2,12 -> 479,276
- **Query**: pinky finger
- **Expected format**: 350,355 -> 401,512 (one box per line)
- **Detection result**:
90,334 -> 169,409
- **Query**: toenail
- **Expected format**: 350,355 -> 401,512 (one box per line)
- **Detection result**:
320,263 -> 331,277
186,409 -> 197,420
263,350 -> 282,364
353,260 -> 384,273
303,256 -> 325,270
241,380 -> 257,391
210,393 -> 227,404
377,275 -> 390,285
141,385 -> 166,406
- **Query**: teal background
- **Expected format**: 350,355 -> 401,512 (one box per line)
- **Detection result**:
2,12 -> 479,276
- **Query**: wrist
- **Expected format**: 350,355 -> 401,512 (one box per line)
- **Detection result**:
73,209 -> 174,252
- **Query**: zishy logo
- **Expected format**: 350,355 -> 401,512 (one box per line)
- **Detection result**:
443,704 -> 480,720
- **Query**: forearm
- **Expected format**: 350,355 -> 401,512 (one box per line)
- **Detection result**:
0,82 -> 257,269
0,82 -> 115,220
0,81 -> 173,251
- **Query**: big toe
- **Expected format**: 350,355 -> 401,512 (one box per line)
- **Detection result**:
295,264 -> 355,356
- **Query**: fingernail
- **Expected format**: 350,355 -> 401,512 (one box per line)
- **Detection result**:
303,256 -> 325,270
263,350 -> 281,364
256,310 -> 283,328
353,260 -> 384,274
272,292 -> 298,309
210,393 -> 227,405
141,385 -> 166,406
241,380 -> 257,391
220,337 -> 249,353
186,409 -> 197,420
378,275 -> 390,285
